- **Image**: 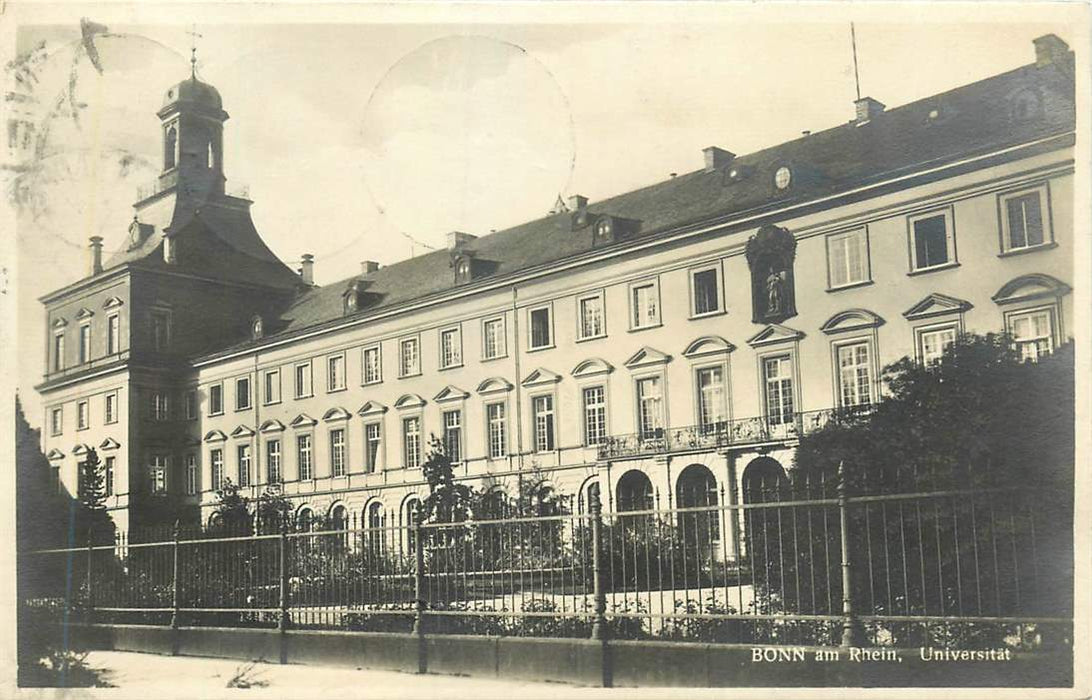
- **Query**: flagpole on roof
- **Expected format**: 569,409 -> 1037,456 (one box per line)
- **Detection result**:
851,22 -> 862,102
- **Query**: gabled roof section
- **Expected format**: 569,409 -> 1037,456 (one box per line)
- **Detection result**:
903,293 -> 973,320
992,273 -> 1071,305
624,346 -> 671,369
682,335 -> 735,358
358,400 -> 388,417
99,437 -> 121,450
747,324 -> 805,347
394,393 -> 427,410
434,385 -> 470,403
259,419 -> 286,433
521,368 -> 562,387
46,448 -> 65,461
231,425 -> 256,438
204,429 -> 228,442
571,358 -> 614,378
289,413 -> 317,428
820,309 -> 885,335
323,407 -> 352,422
476,377 -> 514,395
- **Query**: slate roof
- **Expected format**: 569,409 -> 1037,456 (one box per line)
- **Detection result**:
200,52 -> 1075,361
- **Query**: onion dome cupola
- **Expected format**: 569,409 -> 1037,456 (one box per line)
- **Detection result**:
155,74 -> 229,199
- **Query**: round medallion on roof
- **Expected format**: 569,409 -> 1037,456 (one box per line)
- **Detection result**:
163,76 -> 223,112
774,166 -> 792,190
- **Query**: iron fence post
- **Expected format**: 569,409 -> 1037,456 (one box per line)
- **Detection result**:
278,519 -> 290,633
412,513 -> 427,673
170,520 -> 180,630
85,526 -> 94,625
590,495 -> 608,641
838,461 -> 862,648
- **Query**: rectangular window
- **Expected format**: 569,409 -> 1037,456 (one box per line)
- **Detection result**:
1009,308 -> 1055,362
107,314 -> 120,355
297,434 -> 313,480
152,310 -> 171,351
836,342 -> 873,407
696,366 -> 727,429
578,293 -> 606,340
104,391 -> 118,424
486,402 -> 507,459
399,337 -> 420,377
235,376 -> 252,411
327,354 -> 345,391
1002,190 -> 1047,252
53,333 -> 64,372
151,392 -> 169,421
295,362 -> 312,398
363,345 -> 382,384
482,318 -> 506,359
364,422 -> 382,472
532,395 -> 556,452
636,376 -> 664,438
529,307 -> 552,349
149,455 -> 167,494
267,439 -> 282,483
77,400 -> 89,430
209,383 -> 223,416
330,428 -> 346,476
104,456 -> 115,496
909,210 -> 955,271
631,281 -> 660,329
443,410 -> 462,462
582,386 -> 607,446
763,356 -> 795,426
79,324 -> 91,364
403,416 -> 422,468
439,327 -> 463,369
917,325 -> 957,366
237,444 -> 251,487
184,389 -> 196,420
210,448 -> 224,490
692,267 -> 722,316
50,407 -> 62,436
263,369 -> 281,404
827,228 -> 869,288
185,454 -> 198,495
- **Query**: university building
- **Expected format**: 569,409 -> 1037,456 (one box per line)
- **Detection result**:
37,35 -> 1075,547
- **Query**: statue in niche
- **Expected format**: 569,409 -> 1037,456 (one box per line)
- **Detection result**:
746,224 -> 797,324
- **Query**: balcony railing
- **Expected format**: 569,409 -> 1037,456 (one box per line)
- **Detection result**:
596,406 -> 873,460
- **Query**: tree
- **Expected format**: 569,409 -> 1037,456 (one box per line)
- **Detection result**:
255,486 -> 293,534
209,479 -> 253,535
420,435 -> 476,524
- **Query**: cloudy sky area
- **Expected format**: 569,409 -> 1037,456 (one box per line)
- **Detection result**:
7,4 -> 1077,424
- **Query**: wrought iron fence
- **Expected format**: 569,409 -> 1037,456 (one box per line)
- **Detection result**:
20,473 -> 1072,648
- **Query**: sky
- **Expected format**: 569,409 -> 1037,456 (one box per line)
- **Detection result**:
5,2 -> 1081,427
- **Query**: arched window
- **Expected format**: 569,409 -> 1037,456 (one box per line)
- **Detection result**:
366,501 -> 386,556
579,479 -> 602,514
329,504 -> 349,546
403,497 -> 421,553
676,465 -> 720,560
741,457 -> 788,504
164,126 -> 177,170
296,507 -> 314,532
616,470 -> 653,512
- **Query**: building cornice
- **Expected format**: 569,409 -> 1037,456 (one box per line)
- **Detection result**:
184,130 -> 1074,369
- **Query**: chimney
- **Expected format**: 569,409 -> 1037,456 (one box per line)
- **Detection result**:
446,231 -> 477,250
360,260 -> 380,275
1033,34 -> 1070,67
299,254 -> 314,285
855,97 -> 885,123
703,146 -> 735,173
567,194 -> 588,212
88,236 -> 103,275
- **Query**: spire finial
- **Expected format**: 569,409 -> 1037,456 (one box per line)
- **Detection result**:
187,24 -> 203,78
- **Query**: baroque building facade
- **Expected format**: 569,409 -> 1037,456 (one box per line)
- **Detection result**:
37,35 -> 1075,550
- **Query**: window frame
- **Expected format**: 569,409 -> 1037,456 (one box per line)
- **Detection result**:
442,408 -> 463,463
402,414 -> 423,469
481,316 -> 508,361
77,399 -> 89,431
485,400 -> 508,460
151,308 -> 172,351
825,227 -> 872,291
398,335 -> 422,378
210,447 -> 225,491
906,206 -> 958,274
149,454 -> 168,494
363,420 -> 383,473
326,352 -> 347,393
235,376 -> 252,412
104,390 -> 119,424
294,361 -> 313,399
527,303 -> 555,351
628,277 -> 662,331
236,442 -> 252,487
329,426 -> 347,477
208,382 -> 224,416
830,336 -> 879,409
997,183 -> 1054,256
50,406 -> 63,436
581,384 -> 609,447
689,264 -> 725,318
914,320 -> 961,366
438,325 -> 464,370
576,290 -> 608,342
266,438 -> 282,484
362,344 -> 383,385
296,432 -> 315,481
263,368 -> 282,405
78,322 -> 91,365
693,361 -> 730,432
183,389 -> 196,421
185,453 -> 198,495
1004,304 -> 1059,362
104,456 -> 115,496
53,331 -> 65,372
151,391 -> 169,422
530,392 -> 558,453
106,313 -> 120,355
632,371 -> 667,439
756,349 -> 800,427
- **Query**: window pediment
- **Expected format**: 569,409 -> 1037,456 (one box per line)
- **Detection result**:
992,274 -> 1070,306
394,393 -> 426,410
47,448 -> 65,461
624,346 -> 671,369
747,324 -> 805,347
51,317 -> 68,329
434,385 -> 470,403
571,358 -> 615,378
820,309 -> 885,335
103,296 -> 124,309
476,377 -> 514,395
323,407 -> 352,422
71,443 -> 91,456
259,419 -> 286,433
99,437 -> 121,451
903,293 -> 973,320
231,425 -> 256,438
521,367 -> 562,387
682,335 -> 734,359
289,413 -> 317,429
358,400 -> 388,417
75,307 -> 95,320
204,429 -> 228,442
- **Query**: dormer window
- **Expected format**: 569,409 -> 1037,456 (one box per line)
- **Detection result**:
451,253 -> 482,285
164,125 -> 177,170
342,279 -> 373,314
455,256 -> 471,283
774,166 -> 792,190
251,316 -> 263,340
594,217 -> 614,244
